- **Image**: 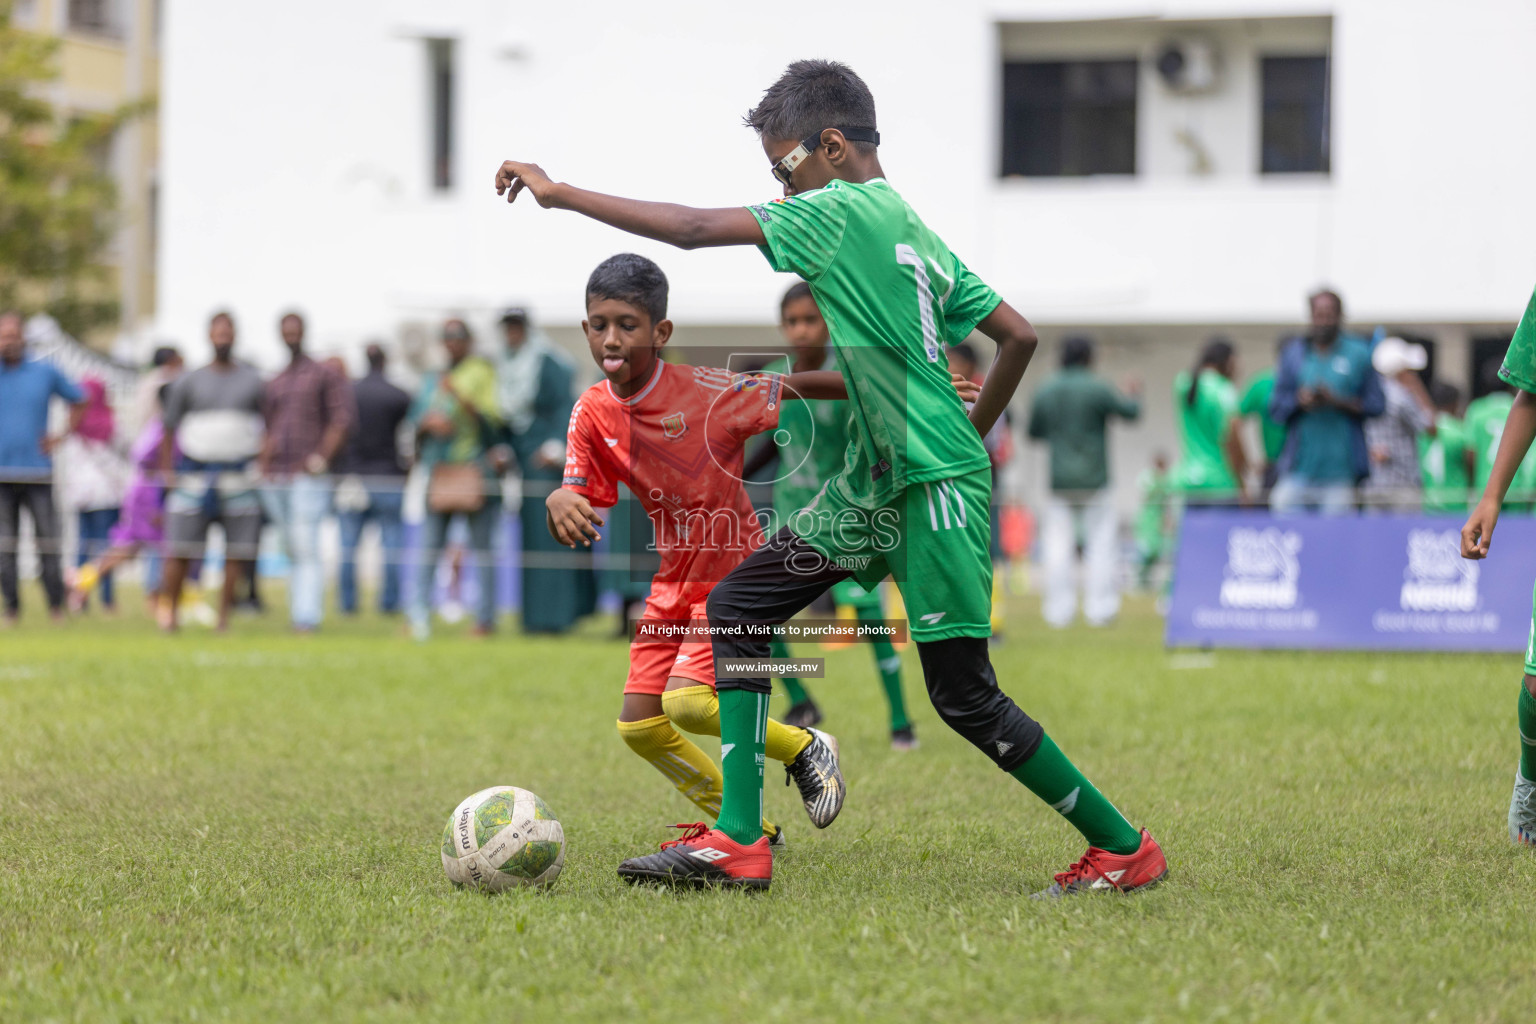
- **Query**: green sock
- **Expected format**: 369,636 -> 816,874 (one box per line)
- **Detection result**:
1519,680 -> 1536,781
714,689 -> 769,845
772,636 -> 812,706
1009,733 -> 1141,855
866,630 -> 910,732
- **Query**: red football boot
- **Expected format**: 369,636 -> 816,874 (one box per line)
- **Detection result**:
617,823 -> 773,889
1032,828 -> 1168,898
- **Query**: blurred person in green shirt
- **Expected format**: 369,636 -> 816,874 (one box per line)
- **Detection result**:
409,319 -> 504,638
1466,361 -> 1536,513
1172,337 -> 1249,504
1419,381 -> 1470,515
1239,342 -> 1288,490
1027,336 -> 1141,627
1134,452 -> 1174,591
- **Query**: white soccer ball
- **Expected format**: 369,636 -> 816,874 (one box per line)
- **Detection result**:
441,786 -> 565,891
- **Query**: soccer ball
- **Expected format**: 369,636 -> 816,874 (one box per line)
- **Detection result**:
441,786 -> 565,891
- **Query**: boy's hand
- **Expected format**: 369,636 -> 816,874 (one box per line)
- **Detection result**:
494,161 -> 560,207
951,374 -> 981,404
546,488 -> 604,548
1462,497 -> 1501,559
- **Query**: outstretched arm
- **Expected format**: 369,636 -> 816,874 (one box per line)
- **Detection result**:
968,302 -> 1038,438
1463,389 -> 1536,558
494,161 -> 764,250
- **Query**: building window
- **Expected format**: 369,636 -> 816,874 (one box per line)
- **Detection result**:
1260,56 -> 1330,174
1000,59 -> 1138,177
67,0 -> 121,38
428,39 -> 455,192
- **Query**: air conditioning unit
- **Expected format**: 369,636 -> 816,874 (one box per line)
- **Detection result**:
1154,38 -> 1220,94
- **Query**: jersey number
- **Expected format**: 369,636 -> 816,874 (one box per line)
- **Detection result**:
895,244 -> 940,363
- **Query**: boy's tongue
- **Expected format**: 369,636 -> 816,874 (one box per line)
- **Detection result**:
603,355 -> 625,372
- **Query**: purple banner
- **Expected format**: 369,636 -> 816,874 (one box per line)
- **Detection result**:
1165,510 -> 1536,651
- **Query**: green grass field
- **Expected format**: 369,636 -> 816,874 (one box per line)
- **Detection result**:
4,594 -> 1535,1022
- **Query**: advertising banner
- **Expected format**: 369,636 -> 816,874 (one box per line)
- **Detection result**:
1165,510 -> 1536,652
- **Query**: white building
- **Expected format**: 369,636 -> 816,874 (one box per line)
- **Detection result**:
157,0 -> 1536,510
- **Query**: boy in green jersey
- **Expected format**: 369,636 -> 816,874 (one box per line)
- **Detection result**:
494,59 -> 1165,895
1419,382 -> 1470,514
747,283 -> 918,749
1460,284 -> 1536,846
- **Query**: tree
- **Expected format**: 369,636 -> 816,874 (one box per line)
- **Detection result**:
0,2 -> 149,339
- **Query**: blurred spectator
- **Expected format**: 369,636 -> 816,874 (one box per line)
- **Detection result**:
409,318 -> 503,639
1466,362 -> 1536,512
129,346 -> 185,437
0,310 -> 85,624
60,377 -> 128,612
1269,289 -> 1384,516
1027,336 -> 1141,628
1362,337 -> 1435,512
160,311 -> 266,632
1419,381 -> 1471,515
1134,451 -> 1174,591
1238,342 -> 1288,490
495,307 -> 593,634
1172,337 -> 1248,503
335,343 -> 411,616
72,382 -> 176,613
259,312 -> 354,633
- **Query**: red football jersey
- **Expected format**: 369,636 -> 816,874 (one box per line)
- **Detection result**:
562,361 -> 783,594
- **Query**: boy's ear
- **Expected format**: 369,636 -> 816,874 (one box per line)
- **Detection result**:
822,129 -> 849,167
653,318 -> 674,348
580,318 -> 591,335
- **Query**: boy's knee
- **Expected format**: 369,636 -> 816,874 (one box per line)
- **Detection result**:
661,685 -> 719,735
616,715 -> 673,754
917,636 -> 1043,772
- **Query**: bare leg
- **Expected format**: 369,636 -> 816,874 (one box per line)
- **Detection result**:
160,557 -> 189,632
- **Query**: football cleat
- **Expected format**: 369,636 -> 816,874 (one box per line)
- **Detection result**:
785,728 -> 844,828
890,726 -> 919,751
1509,772 -> 1536,847
782,700 -> 823,729
617,823 -> 772,889
1032,829 -> 1168,899
767,824 -> 787,852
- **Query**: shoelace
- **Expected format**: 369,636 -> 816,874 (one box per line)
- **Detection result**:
784,739 -> 818,790
659,822 -> 710,850
1053,848 -> 1121,891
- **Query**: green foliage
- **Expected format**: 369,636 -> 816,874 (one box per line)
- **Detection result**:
0,2 -> 149,337
2,596 -> 1535,1021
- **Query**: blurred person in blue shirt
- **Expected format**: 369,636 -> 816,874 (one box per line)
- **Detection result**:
0,311 -> 86,623
1269,289 -> 1385,516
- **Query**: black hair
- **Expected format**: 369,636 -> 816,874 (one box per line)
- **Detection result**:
949,341 -> 978,369
365,343 -> 387,372
209,310 -> 234,328
1060,336 -> 1094,369
1308,288 -> 1344,318
151,345 -> 179,368
279,310 -> 304,328
1430,380 -> 1461,413
1187,337 -> 1236,407
745,60 -> 878,153
780,281 -> 814,313
586,253 -> 669,323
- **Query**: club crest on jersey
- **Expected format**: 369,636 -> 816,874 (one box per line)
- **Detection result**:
661,412 -> 688,440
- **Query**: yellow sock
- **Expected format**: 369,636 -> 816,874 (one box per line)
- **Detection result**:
662,684 -> 812,764
75,563 -> 100,595
618,713 -> 780,840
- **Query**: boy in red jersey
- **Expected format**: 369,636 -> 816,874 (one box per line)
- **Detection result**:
549,253 -> 942,847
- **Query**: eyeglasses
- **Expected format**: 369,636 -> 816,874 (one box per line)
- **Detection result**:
770,126 -> 881,189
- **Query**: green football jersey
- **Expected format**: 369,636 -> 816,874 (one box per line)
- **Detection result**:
763,352 -> 851,521
1498,284 -> 1536,394
1418,413 -> 1470,514
1466,391 -> 1536,510
1172,369 -> 1240,495
1238,369 -> 1286,463
748,178 -> 998,508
